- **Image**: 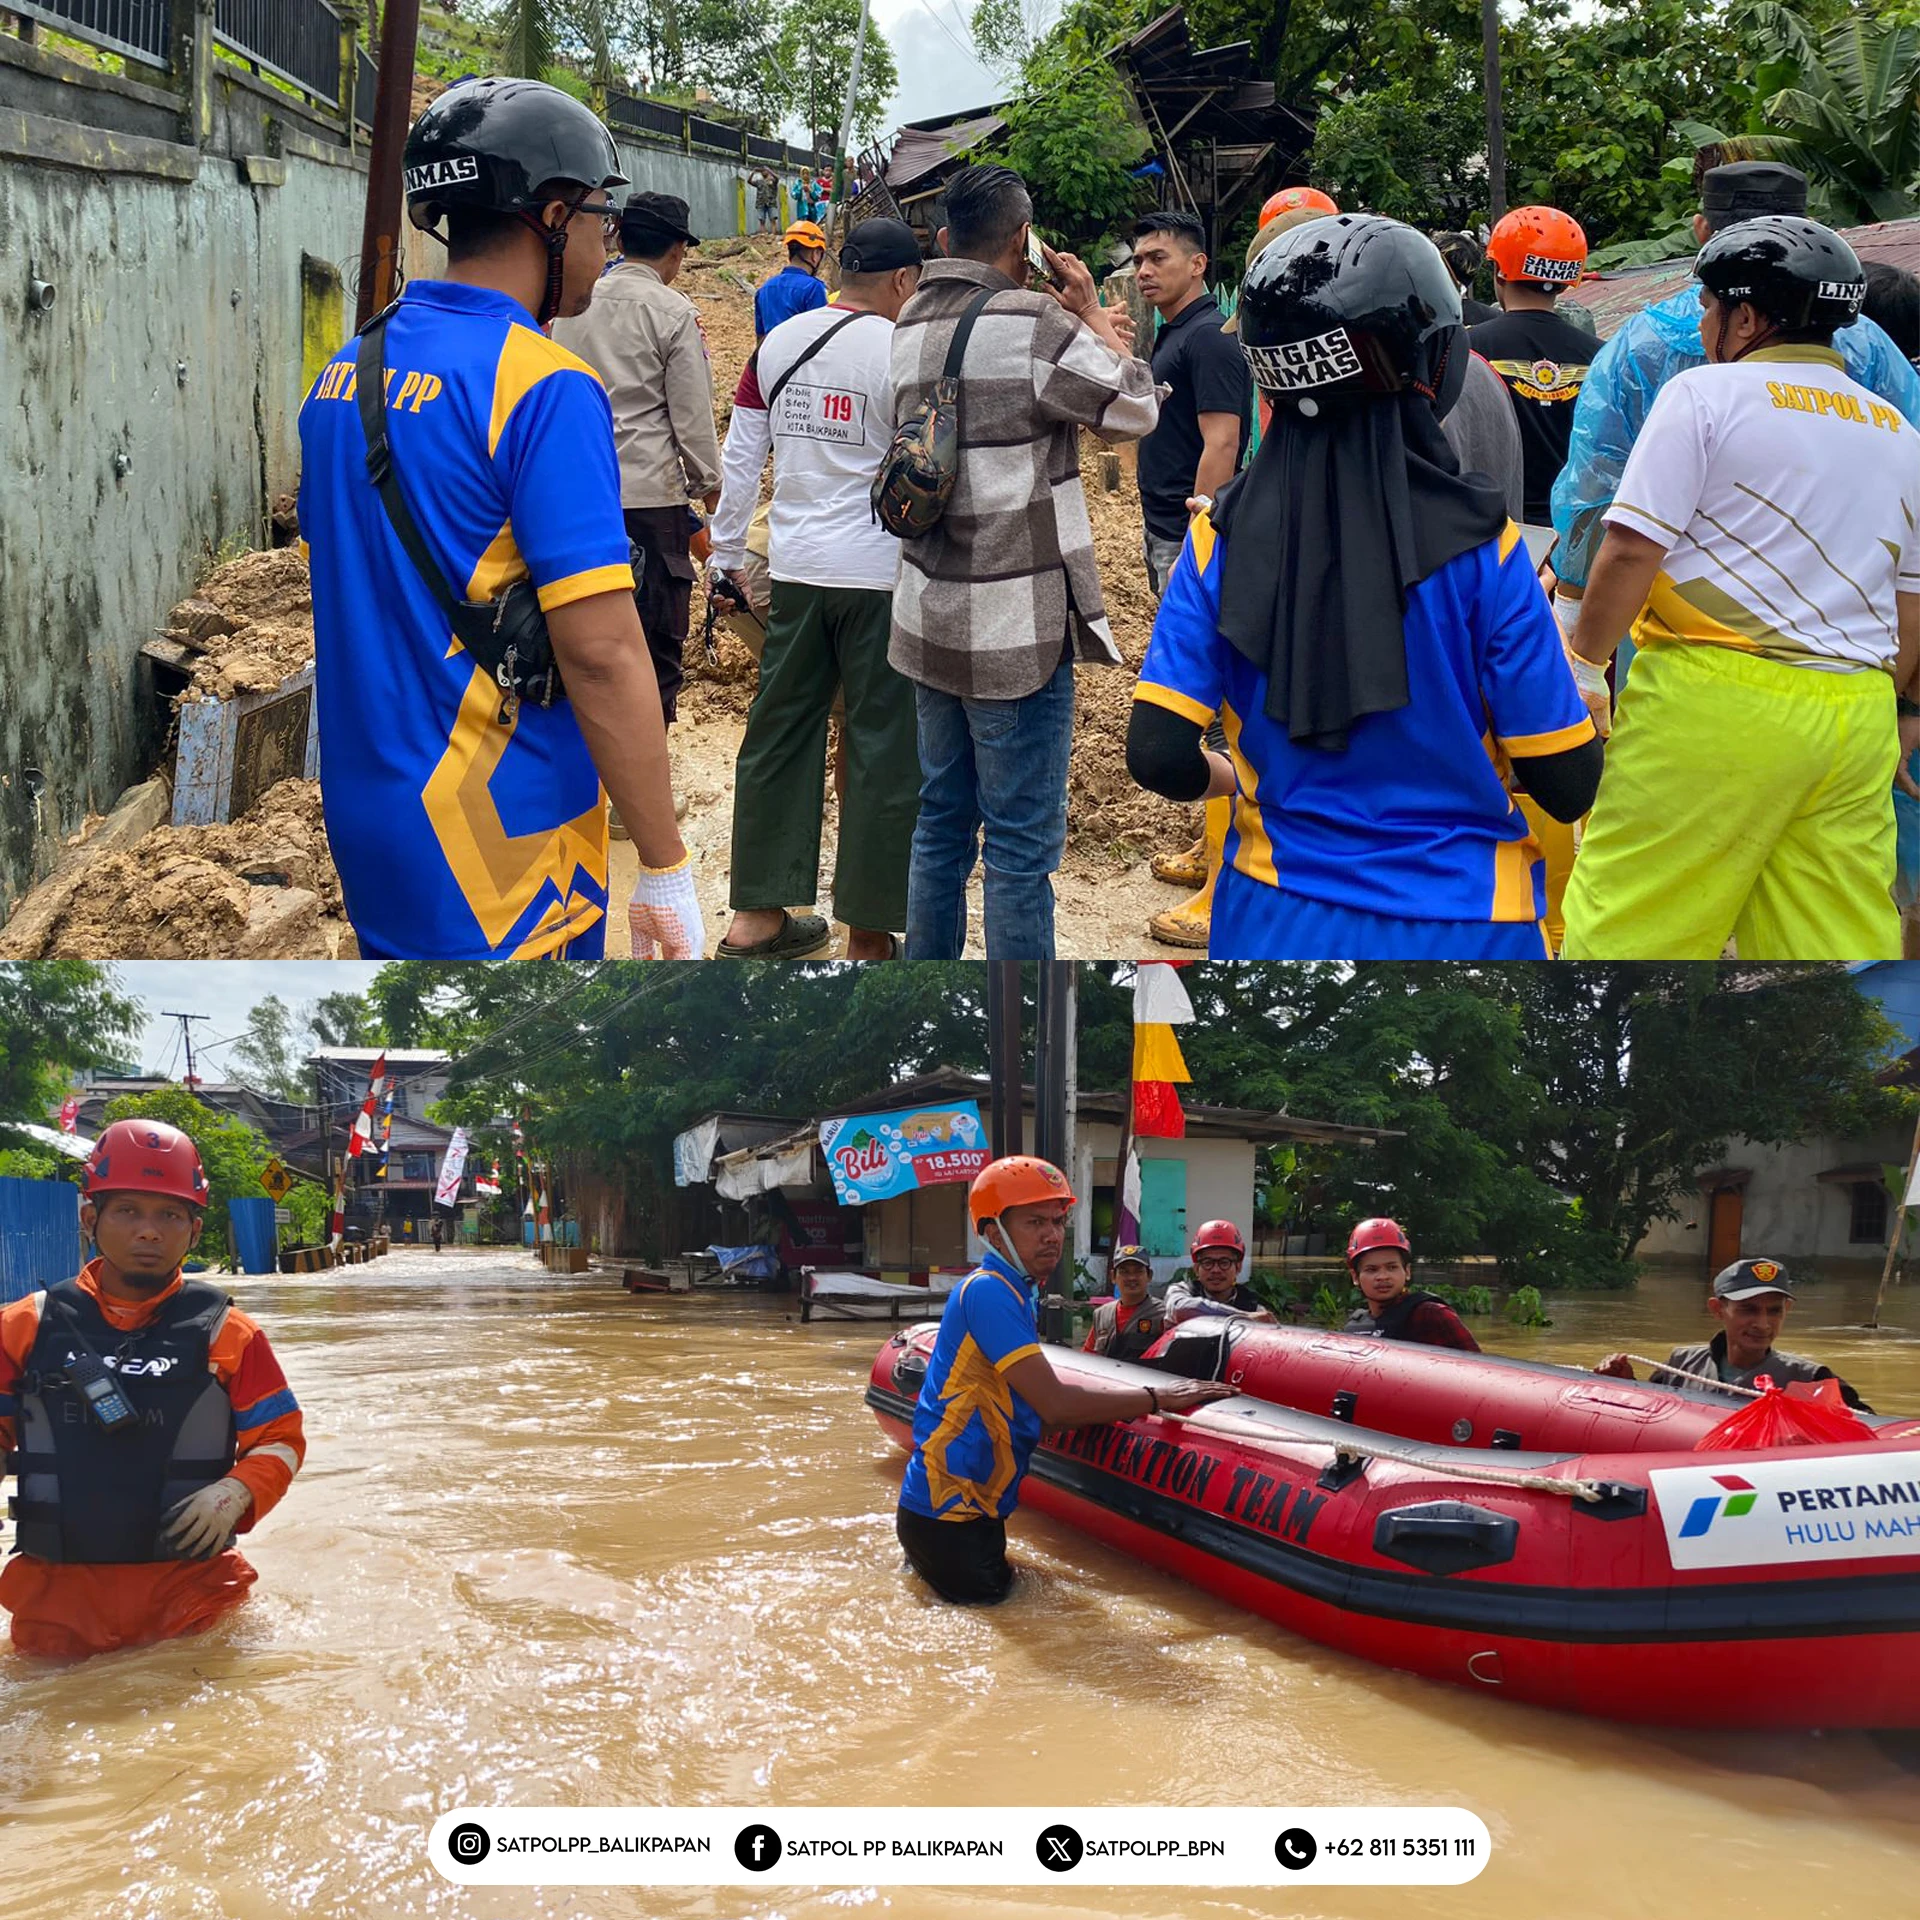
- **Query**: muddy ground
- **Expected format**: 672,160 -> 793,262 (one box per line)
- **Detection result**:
1,234 -> 1187,959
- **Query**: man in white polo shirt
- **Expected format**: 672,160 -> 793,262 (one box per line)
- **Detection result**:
1561,217 -> 1920,959
709,218 -> 924,960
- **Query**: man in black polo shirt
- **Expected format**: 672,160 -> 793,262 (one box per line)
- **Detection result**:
1131,209 -> 1250,950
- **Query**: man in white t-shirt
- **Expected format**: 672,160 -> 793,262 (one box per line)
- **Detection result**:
1561,217 -> 1920,960
710,219 -> 923,960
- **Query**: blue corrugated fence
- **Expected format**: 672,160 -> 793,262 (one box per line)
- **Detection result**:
0,1177 -> 83,1303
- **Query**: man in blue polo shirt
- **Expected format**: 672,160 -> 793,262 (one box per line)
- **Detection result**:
297,78 -> 703,960
754,221 -> 829,340
896,1156 -> 1229,1604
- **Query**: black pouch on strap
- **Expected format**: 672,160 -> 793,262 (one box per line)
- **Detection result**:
354,311 -> 568,712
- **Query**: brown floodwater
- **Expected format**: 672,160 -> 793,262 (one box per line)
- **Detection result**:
6,1249 -> 1920,1920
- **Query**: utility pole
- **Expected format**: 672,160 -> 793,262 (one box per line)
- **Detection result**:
160,1011 -> 211,1089
832,0 -> 873,212
1481,0 -> 1507,223
985,962 -> 1023,1163
1033,962 -> 1077,1343
355,0 -> 424,327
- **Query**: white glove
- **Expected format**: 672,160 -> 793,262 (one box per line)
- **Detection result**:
629,855 -> 705,960
1566,651 -> 1610,701
161,1477 -> 253,1559
1552,588 -> 1583,644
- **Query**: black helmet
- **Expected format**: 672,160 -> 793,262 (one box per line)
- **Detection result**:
1237,214 -> 1463,407
1694,216 -> 1865,332
403,77 -> 626,233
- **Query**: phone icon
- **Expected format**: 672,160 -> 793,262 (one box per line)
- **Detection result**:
1274,1827 -> 1316,1871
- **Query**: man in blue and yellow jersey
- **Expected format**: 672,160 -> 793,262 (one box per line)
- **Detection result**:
298,78 -> 703,960
1125,216 -> 1602,959
895,1156 -> 1229,1604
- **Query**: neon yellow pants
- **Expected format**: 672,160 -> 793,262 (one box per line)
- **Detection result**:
1561,642 -> 1900,961
1515,795 -> 1577,956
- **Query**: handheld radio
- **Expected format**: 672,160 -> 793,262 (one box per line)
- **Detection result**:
65,1349 -> 137,1432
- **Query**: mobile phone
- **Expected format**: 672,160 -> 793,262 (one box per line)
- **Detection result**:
1026,228 -> 1055,284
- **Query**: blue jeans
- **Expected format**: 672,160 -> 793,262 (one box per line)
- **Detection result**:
905,657 -> 1075,960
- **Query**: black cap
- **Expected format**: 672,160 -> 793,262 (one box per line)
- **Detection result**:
1713,1257 -> 1794,1302
1110,1244 -> 1152,1269
840,217 -> 922,274
621,190 -> 698,248
1700,161 -> 1808,219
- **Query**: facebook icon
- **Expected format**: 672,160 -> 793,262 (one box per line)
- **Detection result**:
734,1823 -> 783,1872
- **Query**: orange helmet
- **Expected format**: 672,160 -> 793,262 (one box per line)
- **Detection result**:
1190,1219 -> 1246,1258
1487,206 -> 1587,288
783,219 -> 828,249
1346,1217 -> 1412,1267
969,1155 -> 1076,1228
1259,186 -> 1338,228
83,1119 -> 211,1209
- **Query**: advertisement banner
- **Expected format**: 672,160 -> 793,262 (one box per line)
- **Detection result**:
819,1103 -> 988,1207
434,1127 -> 471,1209
1649,1449 -> 1920,1569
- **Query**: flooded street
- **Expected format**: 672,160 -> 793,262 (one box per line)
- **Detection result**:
7,1247 -> 1920,1920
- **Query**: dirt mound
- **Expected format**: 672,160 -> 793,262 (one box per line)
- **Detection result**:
167,546 -> 316,701
0,779 -> 345,960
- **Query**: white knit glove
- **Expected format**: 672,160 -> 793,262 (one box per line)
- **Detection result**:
1552,588 -> 1582,644
629,855 -> 705,960
161,1477 -> 253,1559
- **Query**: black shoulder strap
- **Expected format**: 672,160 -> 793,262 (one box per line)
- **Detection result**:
763,308 -> 878,414
942,288 -> 998,380
355,312 -> 467,618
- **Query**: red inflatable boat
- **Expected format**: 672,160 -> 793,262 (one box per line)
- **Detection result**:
867,1317 -> 1920,1728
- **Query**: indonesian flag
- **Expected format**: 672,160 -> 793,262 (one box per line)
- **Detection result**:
57,1096 -> 79,1134
347,1053 -> 387,1161
1131,961 -> 1193,1139
476,1159 -> 502,1198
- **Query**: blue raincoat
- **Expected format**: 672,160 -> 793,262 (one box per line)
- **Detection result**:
1549,286 -> 1920,589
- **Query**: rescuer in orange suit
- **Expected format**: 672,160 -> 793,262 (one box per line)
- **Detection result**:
0,1120 -> 306,1658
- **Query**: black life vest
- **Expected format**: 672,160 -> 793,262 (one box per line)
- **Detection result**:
1344,1289 -> 1452,1343
9,1278 -> 236,1564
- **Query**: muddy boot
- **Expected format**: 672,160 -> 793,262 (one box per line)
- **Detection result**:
1150,829 -> 1207,889
1149,795 -> 1228,949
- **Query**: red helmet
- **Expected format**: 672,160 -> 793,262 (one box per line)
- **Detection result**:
83,1119 -> 211,1208
1487,205 -> 1587,287
1346,1217 -> 1411,1267
969,1155 -> 1076,1229
1260,186 -> 1338,228
1189,1219 -> 1245,1258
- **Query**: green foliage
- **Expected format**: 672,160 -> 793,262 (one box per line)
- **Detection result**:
99,1088 -> 271,1252
772,0 -> 899,146
996,0 -> 1153,249
0,963 -> 139,1130
1504,1284 -> 1552,1327
1730,4 -> 1920,223
1308,1284 -> 1346,1327
285,1179 -> 333,1247
232,995 -> 311,1105
1311,46 -> 1487,227
0,1148 -> 71,1183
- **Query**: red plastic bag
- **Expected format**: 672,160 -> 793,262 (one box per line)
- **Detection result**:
1694,1375 -> 1876,1451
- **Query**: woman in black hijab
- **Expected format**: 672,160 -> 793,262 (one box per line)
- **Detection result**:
1125,214 -> 1603,959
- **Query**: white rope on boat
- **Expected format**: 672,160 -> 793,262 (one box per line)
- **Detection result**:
1618,1355 -> 1763,1398
1157,1407 -> 1616,1503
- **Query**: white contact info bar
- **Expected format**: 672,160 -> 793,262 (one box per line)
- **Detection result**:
429,1806 -> 1490,1885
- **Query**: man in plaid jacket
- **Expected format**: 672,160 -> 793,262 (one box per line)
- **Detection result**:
889,163 -> 1160,959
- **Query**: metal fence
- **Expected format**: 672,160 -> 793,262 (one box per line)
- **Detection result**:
354,40 -> 375,127
0,1176 -> 82,1304
213,0 -> 341,108
606,92 -> 685,141
604,90 -> 821,172
11,0 -> 170,65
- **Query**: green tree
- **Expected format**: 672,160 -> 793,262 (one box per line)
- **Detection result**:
1309,48 -> 1487,226
772,0 -> 899,146
309,991 -> 376,1049
996,0 -> 1152,248
99,1087 -> 273,1255
231,995 -> 310,1105
0,962 -> 139,1145
1730,4 -> 1920,223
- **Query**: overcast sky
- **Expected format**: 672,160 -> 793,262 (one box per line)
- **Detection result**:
869,0 -> 1009,128
111,963 -> 384,1077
